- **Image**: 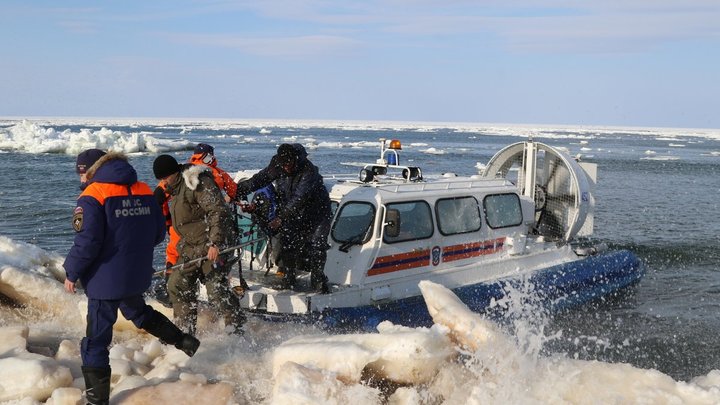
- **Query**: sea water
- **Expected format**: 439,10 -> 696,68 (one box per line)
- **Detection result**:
1,118 -> 719,385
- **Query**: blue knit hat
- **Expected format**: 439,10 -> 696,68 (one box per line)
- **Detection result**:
194,143 -> 214,155
76,149 -> 106,174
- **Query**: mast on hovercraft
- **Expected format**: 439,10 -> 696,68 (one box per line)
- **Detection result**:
357,138 -> 423,183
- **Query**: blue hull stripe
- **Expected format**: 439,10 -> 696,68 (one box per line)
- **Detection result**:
321,249 -> 645,331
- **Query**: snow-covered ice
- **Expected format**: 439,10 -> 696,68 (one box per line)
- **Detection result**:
1,236 -> 719,404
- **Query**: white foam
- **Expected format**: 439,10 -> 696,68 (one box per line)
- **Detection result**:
641,156 -> 680,161
421,147 -> 446,155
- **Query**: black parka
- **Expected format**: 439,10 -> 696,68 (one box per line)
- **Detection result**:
238,144 -> 332,233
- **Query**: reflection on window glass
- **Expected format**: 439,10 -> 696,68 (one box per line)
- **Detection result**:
484,194 -> 522,229
384,201 -> 433,243
437,197 -> 481,235
331,202 -> 375,243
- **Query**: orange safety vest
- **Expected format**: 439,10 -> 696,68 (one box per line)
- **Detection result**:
157,181 -> 180,267
189,153 -> 238,200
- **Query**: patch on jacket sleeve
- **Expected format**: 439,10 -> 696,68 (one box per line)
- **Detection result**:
72,206 -> 84,232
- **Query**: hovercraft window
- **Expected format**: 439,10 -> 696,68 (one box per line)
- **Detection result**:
331,202 -> 376,244
383,201 -> 434,243
483,193 -> 523,229
436,196 -> 481,235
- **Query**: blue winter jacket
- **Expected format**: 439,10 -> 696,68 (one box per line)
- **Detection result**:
63,154 -> 165,300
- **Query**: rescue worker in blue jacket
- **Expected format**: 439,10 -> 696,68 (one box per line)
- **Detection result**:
64,150 -> 200,405
236,143 -> 331,293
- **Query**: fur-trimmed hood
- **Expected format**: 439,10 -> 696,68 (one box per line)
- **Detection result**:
166,162 -> 236,254
85,152 -> 137,186
181,163 -> 212,191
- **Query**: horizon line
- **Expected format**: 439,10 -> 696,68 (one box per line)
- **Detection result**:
1,115 -> 719,133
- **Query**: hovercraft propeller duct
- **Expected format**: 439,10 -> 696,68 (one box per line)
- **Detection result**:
482,141 -> 596,243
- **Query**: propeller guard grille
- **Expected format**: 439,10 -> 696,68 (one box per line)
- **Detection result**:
483,141 -> 594,242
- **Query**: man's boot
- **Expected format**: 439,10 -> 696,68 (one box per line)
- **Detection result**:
81,366 -> 111,405
275,251 -> 297,290
140,310 -> 200,357
273,266 -> 296,290
280,267 -> 296,290
308,248 -> 329,294
218,284 -> 246,335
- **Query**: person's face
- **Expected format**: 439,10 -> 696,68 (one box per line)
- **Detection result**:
282,161 -> 296,174
160,172 -> 179,187
79,173 -> 88,184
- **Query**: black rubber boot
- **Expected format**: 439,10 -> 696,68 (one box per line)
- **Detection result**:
310,270 -> 329,294
280,268 -> 296,290
313,279 -> 330,294
308,247 -> 329,294
174,333 -> 201,356
81,366 -> 111,405
141,310 -> 200,357
273,267 -> 296,290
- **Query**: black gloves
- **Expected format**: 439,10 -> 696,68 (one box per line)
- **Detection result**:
152,264 -> 173,308
235,180 -> 251,202
154,186 -> 167,206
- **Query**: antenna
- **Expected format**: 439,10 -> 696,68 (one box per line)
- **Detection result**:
377,138 -> 387,164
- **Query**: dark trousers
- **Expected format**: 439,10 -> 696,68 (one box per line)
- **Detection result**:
167,259 -> 244,334
279,215 -> 331,285
81,295 -> 153,368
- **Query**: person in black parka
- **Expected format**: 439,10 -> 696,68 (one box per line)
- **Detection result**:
236,143 -> 331,293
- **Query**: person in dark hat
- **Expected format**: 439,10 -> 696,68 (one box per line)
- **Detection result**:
64,150 -> 200,405
152,154 -> 183,182
75,148 -> 106,188
235,143 -> 331,293
152,154 -> 245,335
193,142 -> 214,158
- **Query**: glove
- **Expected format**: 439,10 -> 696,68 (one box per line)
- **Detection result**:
235,180 -> 251,202
240,202 -> 256,214
152,264 -> 173,308
153,186 -> 167,206
269,217 -> 282,230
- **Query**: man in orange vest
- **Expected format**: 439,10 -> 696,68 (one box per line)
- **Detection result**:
153,180 -> 181,305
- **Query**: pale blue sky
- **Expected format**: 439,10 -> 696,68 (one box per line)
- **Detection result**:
1,1 -> 719,128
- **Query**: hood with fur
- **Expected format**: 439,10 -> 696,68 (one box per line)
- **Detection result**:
85,152 -> 137,186
181,163 -> 212,190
